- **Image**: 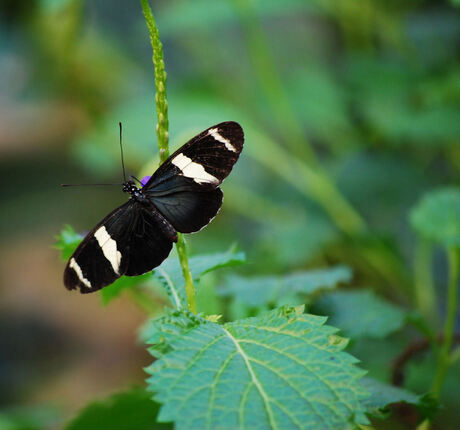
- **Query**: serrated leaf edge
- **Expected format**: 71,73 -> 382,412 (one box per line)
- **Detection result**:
156,267 -> 184,309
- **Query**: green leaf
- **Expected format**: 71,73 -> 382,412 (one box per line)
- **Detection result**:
314,290 -> 406,339
284,267 -> 353,294
153,267 -> 188,310
196,272 -> 225,316
153,250 -> 246,309
64,388 -> 171,430
220,266 -> 352,307
146,306 -> 368,429
360,377 -> 434,420
145,309 -> 206,358
221,275 -> 279,307
410,187 -> 460,247
159,249 -> 246,284
100,273 -> 154,305
55,225 -> 82,260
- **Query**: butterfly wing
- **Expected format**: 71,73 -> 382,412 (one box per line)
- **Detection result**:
143,121 -> 244,233
123,203 -> 174,277
146,182 -> 223,233
64,201 -> 173,293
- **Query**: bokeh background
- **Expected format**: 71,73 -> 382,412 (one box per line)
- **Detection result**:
1,0 -> 459,428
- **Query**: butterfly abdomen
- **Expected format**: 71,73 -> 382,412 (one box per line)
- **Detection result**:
129,187 -> 178,243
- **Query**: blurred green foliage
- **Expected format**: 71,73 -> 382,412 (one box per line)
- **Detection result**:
314,289 -> 407,339
2,0 -> 460,428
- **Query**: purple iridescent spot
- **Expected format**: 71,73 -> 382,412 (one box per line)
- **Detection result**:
140,175 -> 151,187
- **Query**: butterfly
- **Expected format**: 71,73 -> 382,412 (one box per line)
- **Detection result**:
64,121 -> 244,293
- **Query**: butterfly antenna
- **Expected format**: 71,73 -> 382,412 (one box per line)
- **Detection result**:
61,183 -> 123,187
130,175 -> 142,185
119,122 -> 127,183
61,123 -> 127,188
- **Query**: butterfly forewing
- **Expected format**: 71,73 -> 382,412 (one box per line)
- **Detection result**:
143,121 -> 243,232
64,202 -> 133,293
145,121 -> 244,188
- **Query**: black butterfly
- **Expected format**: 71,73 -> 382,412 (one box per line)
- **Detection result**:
64,121 -> 244,293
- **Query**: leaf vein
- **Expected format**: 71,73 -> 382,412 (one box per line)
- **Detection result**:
237,323 -> 341,356
206,349 -> 238,430
249,356 -> 339,428
167,332 -> 225,395
240,338 -> 354,419
223,328 -> 279,430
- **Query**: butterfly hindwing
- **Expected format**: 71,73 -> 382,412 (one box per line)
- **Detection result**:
143,121 -> 243,232
150,184 -> 223,233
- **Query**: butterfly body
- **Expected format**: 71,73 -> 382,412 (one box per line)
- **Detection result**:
64,121 -> 244,293
123,179 -> 178,242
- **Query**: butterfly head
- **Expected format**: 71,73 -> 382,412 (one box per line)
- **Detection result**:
122,180 -> 138,195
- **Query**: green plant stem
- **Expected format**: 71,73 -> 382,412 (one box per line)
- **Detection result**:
432,246 -> 459,398
176,235 -> 197,314
141,0 -> 169,162
141,0 -> 197,314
